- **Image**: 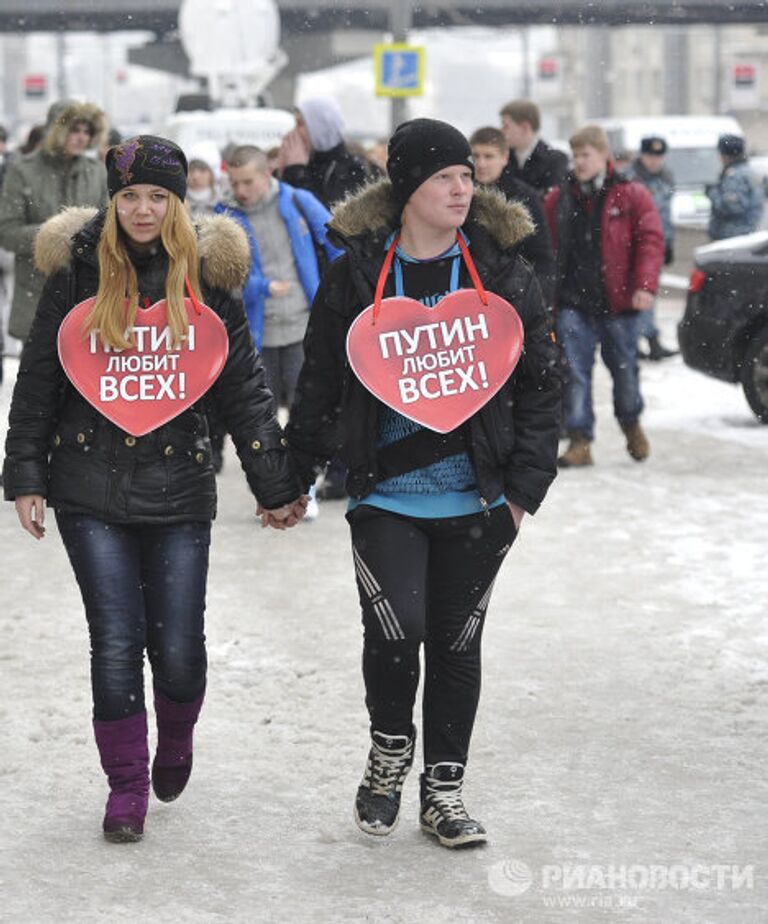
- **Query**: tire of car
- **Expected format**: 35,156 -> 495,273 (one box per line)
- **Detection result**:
740,325 -> 768,424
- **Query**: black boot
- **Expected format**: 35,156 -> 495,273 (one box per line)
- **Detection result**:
420,762 -> 487,848
354,728 -> 415,836
646,335 -> 678,361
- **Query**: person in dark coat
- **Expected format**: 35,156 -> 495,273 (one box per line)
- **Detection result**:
499,99 -> 569,195
706,133 -> 764,241
625,135 -> 678,360
278,97 -> 373,209
3,136 -> 305,844
278,97 -> 375,498
469,125 -> 556,305
544,125 -> 664,468
285,119 -> 560,849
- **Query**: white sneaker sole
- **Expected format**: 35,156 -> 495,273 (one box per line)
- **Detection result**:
354,805 -> 399,836
420,822 -> 487,848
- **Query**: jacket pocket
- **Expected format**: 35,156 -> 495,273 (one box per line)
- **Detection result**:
127,430 -> 216,519
48,428 -> 110,515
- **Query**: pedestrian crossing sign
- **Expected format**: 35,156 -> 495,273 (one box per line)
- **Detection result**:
374,43 -> 425,97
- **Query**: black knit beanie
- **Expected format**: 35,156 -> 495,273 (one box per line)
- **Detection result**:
387,118 -> 475,210
106,135 -> 188,200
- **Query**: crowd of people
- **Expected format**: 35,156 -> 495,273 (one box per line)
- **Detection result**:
0,93 -> 764,849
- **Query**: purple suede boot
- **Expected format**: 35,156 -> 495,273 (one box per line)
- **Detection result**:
93,711 -> 150,843
152,687 -> 205,802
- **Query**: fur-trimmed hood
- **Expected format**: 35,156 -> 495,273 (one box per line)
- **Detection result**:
329,178 -> 535,251
34,207 -> 251,291
43,100 -> 109,156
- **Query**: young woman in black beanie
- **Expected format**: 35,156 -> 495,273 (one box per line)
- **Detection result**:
286,118 -> 560,848
3,135 -> 305,842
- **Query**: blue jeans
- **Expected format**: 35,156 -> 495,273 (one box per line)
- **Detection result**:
638,303 -> 659,341
556,307 -> 643,441
56,514 -> 210,721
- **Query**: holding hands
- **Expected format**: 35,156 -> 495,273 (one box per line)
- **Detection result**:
257,495 -> 310,530
18,493 -> 310,536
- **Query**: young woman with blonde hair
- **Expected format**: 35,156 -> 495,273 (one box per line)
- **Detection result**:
3,135 -> 305,843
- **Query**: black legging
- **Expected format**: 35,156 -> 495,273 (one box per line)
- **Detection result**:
348,503 -> 516,767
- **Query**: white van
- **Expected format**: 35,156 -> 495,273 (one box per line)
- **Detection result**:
595,115 -> 744,228
162,107 -> 295,156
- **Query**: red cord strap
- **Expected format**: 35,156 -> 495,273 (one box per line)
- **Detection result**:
372,231 -> 488,325
184,275 -> 204,315
456,233 -> 489,306
372,233 -> 401,324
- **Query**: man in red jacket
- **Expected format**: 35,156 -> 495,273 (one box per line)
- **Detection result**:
544,125 -> 664,467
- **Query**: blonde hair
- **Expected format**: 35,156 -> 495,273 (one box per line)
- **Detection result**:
84,194 -> 202,350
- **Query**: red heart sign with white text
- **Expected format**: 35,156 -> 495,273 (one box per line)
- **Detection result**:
346,289 -> 524,433
58,297 -> 229,436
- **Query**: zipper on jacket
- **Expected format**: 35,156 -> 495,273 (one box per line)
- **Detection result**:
479,495 -> 490,518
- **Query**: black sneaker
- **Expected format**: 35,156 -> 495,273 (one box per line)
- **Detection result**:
354,728 -> 415,836
420,762 -> 487,848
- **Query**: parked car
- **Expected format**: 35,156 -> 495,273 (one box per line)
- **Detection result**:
679,232 -> 768,422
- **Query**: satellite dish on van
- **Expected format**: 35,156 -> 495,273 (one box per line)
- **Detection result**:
179,0 -> 286,104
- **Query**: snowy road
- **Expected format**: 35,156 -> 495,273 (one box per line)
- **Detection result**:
1,293 -> 767,923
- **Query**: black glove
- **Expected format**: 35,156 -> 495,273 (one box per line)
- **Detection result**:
664,242 -> 674,266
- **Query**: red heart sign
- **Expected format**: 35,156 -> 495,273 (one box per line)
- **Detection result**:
58,297 -> 229,437
346,288 -> 523,433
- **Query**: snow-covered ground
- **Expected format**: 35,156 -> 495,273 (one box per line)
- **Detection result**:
1,294 -> 766,923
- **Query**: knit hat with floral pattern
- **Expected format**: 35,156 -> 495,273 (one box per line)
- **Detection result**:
106,135 -> 188,200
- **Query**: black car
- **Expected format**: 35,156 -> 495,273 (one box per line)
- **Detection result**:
679,232 -> 768,423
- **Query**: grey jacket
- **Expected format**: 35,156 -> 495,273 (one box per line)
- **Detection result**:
626,158 -> 675,245
0,101 -> 108,341
707,158 -> 764,241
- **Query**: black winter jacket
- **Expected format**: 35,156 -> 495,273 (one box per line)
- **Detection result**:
282,142 -> 374,209
505,139 -> 569,196
285,181 -> 561,515
491,172 -> 556,305
3,207 -> 302,522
